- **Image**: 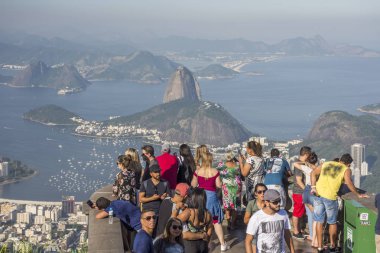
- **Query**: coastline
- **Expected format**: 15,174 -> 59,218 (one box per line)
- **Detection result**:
0,170 -> 38,186
357,108 -> 380,115
23,117 -> 79,126
72,132 -> 157,139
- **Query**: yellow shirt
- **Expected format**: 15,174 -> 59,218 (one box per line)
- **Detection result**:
316,161 -> 347,200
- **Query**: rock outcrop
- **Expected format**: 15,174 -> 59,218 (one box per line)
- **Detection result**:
306,111 -> 380,145
106,100 -> 252,146
106,66 -> 251,146
163,66 -> 201,103
291,110 -> 380,192
12,61 -> 90,91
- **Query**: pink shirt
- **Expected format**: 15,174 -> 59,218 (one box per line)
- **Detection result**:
194,171 -> 220,192
156,152 -> 178,190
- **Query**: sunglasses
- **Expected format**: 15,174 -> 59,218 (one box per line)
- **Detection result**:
256,190 -> 266,194
270,200 -> 281,205
171,225 -> 182,230
143,215 -> 157,221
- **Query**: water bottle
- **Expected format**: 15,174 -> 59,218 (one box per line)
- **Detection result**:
108,208 -> 113,224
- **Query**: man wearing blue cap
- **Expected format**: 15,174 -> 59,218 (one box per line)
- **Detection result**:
245,189 -> 295,253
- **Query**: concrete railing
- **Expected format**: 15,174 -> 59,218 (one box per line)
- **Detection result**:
86,185 -> 124,253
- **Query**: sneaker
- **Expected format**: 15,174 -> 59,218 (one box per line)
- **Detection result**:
329,247 -> 339,253
317,248 -> 324,253
221,242 -> 230,251
292,232 -> 304,240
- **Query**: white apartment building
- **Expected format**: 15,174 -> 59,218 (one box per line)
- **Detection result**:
361,161 -> 369,176
34,215 -> 46,225
37,206 -> 44,216
0,161 -> 8,177
25,204 -> 37,215
354,167 -> 361,188
17,212 -> 31,224
45,207 -> 60,222
351,143 -> 365,170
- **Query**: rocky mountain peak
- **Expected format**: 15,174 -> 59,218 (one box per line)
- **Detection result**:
163,66 -> 201,103
12,60 -> 90,90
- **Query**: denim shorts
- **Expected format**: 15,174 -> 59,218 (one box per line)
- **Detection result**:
313,196 -> 338,224
303,185 -> 315,206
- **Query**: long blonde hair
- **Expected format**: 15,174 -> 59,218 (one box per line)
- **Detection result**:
124,148 -> 142,174
202,152 -> 213,168
125,148 -> 141,163
195,144 -> 209,167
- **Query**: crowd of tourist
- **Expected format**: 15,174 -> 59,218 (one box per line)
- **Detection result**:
90,141 -> 370,253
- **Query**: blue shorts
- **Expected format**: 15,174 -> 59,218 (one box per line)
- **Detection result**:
303,185 -> 316,206
313,196 -> 338,224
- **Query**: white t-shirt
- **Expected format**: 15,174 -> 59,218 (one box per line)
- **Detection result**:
300,165 -> 313,186
246,209 -> 291,253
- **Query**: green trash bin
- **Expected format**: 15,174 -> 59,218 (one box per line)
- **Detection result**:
344,199 -> 376,253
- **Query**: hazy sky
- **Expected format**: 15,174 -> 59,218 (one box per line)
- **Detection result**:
1,0 -> 380,48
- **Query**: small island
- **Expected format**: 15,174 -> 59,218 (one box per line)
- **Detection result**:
23,104 -> 83,125
0,157 -> 36,185
358,103 -> 380,115
196,64 -> 239,80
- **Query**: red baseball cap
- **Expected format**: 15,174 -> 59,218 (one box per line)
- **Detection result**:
175,183 -> 190,197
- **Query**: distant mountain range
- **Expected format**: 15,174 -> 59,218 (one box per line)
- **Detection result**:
11,61 -> 90,91
141,35 -> 380,57
0,33 -> 132,66
1,34 -> 379,68
292,111 -> 380,192
84,51 -> 179,83
1,34 -> 379,86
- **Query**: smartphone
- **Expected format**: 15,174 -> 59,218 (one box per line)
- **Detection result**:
237,149 -> 242,156
87,200 -> 94,208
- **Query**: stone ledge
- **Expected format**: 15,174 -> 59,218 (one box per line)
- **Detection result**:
87,185 -> 124,253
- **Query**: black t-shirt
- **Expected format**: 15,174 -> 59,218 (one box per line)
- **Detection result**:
140,179 -> 170,213
156,198 -> 175,236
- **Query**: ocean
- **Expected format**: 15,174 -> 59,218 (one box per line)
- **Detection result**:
0,56 -> 379,201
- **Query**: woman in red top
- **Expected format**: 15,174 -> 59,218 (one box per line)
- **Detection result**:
192,148 -> 230,251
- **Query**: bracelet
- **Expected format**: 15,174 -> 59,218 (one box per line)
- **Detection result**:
311,186 -> 316,188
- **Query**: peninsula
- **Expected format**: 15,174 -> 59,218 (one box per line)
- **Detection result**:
358,103 -> 380,115
0,157 -> 36,186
